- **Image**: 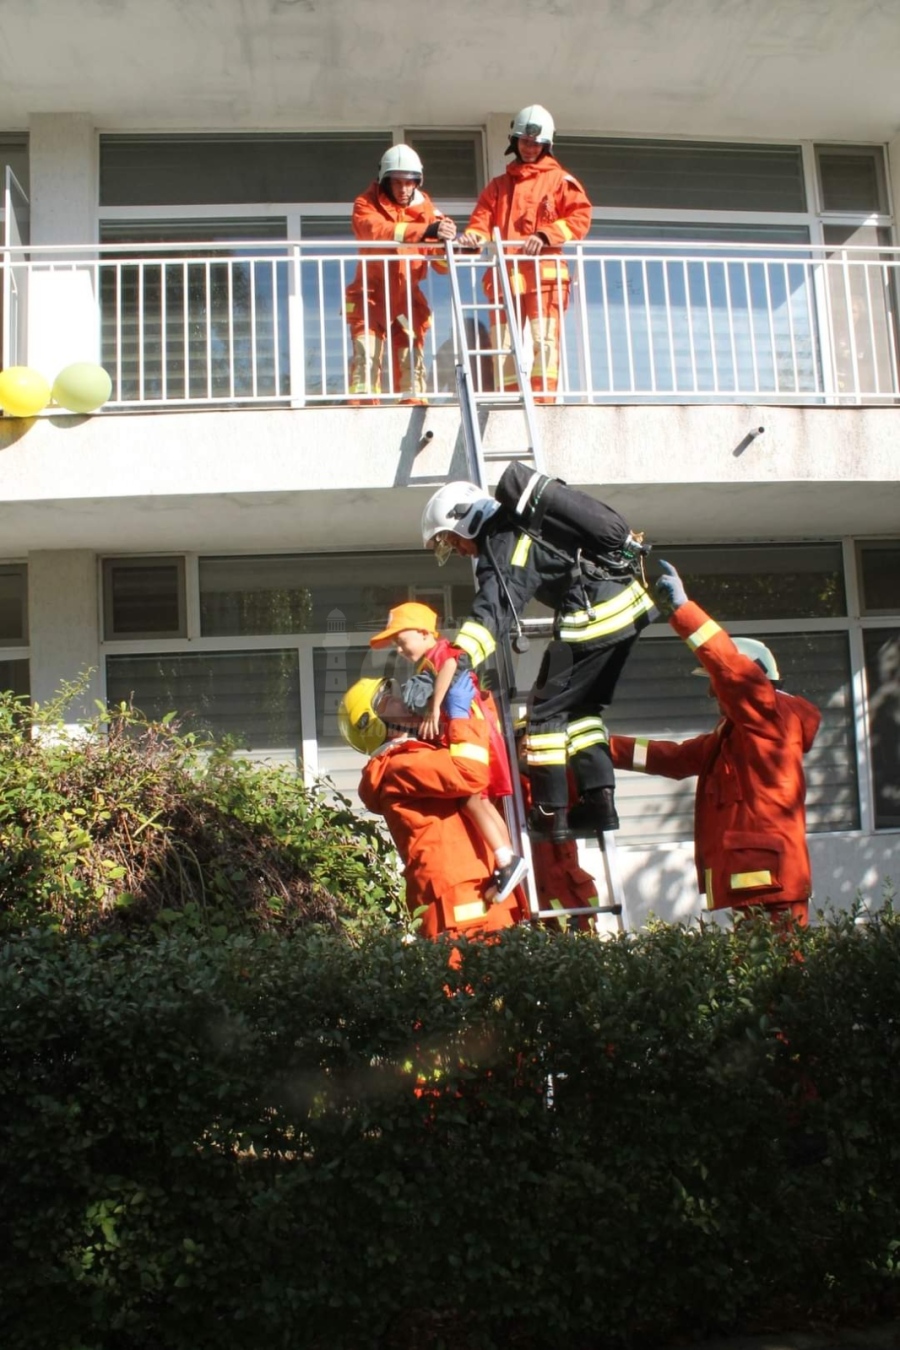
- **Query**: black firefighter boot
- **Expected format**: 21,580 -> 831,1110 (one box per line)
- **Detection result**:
527,804 -> 574,844
568,786 -> 620,836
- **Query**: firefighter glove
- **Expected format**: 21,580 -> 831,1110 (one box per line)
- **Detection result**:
654,559 -> 688,614
401,673 -> 434,713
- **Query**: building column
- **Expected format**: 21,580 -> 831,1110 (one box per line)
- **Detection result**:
28,551 -> 101,726
26,112 -> 100,375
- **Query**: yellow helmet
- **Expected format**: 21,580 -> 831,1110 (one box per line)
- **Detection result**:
338,677 -> 388,755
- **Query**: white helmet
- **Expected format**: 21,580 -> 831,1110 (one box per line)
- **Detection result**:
510,104 -> 555,147
379,144 -> 423,185
733,637 -> 780,680
692,636 -> 780,681
422,482 -> 500,565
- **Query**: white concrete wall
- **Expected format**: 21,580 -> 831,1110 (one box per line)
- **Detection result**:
27,113 -> 100,376
1,402 -> 898,555
588,831 -> 900,933
27,550 -> 101,723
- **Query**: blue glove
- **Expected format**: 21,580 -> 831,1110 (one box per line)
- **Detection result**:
654,559 -> 688,615
443,673 -> 476,719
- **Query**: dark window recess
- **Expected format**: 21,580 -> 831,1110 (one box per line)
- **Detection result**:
817,146 -> 888,214
104,560 -> 185,639
858,543 -> 900,614
656,544 -> 846,622
0,564 -> 27,643
100,133 -> 390,207
554,138 -> 806,213
863,628 -> 900,830
404,133 -> 483,198
106,650 -> 301,750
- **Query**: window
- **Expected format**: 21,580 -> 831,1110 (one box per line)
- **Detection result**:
857,542 -> 900,615
0,564 -> 28,643
100,134 -> 390,206
863,629 -> 900,830
555,138 -> 807,212
404,131 -> 483,199
103,558 -> 186,640
105,650 -> 301,754
658,544 -> 845,620
198,552 -> 474,637
0,659 -> 29,698
816,145 -> 888,215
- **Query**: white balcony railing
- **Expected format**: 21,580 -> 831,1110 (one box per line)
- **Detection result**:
2,237 -> 899,409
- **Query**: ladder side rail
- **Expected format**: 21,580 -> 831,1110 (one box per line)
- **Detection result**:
442,237 -> 541,917
443,239 -> 487,484
491,228 -> 545,471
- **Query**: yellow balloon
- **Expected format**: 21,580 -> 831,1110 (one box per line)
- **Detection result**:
0,366 -> 51,418
51,362 -> 113,414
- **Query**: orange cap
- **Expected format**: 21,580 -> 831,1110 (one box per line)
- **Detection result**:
369,601 -> 440,649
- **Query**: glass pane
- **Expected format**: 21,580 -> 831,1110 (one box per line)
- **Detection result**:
0,565 -> 27,643
199,553 -> 475,637
611,630 -> 858,842
555,138 -> 806,212
864,629 -> 900,830
817,146 -> 887,213
106,650 -> 301,752
655,544 -> 846,621
576,224 -> 818,398
100,134 -> 389,206
0,658 -> 29,697
405,133 -> 482,198
858,542 -> 900,614
104,560 -> 184,639
823,225 -> 899,398
101,220 -> 290,404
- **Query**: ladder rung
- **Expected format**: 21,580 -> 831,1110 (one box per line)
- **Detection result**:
484,450 -> 535,462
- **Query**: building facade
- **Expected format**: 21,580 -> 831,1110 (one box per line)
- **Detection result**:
1,0 -> 898,926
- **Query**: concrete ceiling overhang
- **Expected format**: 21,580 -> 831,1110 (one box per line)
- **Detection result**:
0,1 -> 898,141
3,480 -> 898,555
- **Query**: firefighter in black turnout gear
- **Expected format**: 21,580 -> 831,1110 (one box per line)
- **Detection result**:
422,470 -> 657,842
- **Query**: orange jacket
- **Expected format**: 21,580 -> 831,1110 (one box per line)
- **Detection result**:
346,181 -> 447,320
465,155 -> 592,294
358,717 -> 522,938
609,601 -> 822,914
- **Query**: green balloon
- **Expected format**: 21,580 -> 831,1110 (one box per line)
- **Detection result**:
51,362 -> 113,414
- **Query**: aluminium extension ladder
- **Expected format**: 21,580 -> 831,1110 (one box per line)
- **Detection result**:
443,233 -> 628,934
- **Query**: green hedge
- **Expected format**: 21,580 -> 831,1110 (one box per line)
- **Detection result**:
3,913 -> 900,1349
0,691 -> 401,938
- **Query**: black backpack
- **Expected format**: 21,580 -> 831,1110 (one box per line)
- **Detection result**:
494,461 -> 647,578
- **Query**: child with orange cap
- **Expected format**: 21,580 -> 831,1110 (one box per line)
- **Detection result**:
369,601 -> 527,902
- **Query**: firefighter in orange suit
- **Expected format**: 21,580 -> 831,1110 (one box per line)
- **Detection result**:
346,144 -> 456,404
458,104 -> 591,401
609,562 -> 822,926
339,675 -> 523,939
